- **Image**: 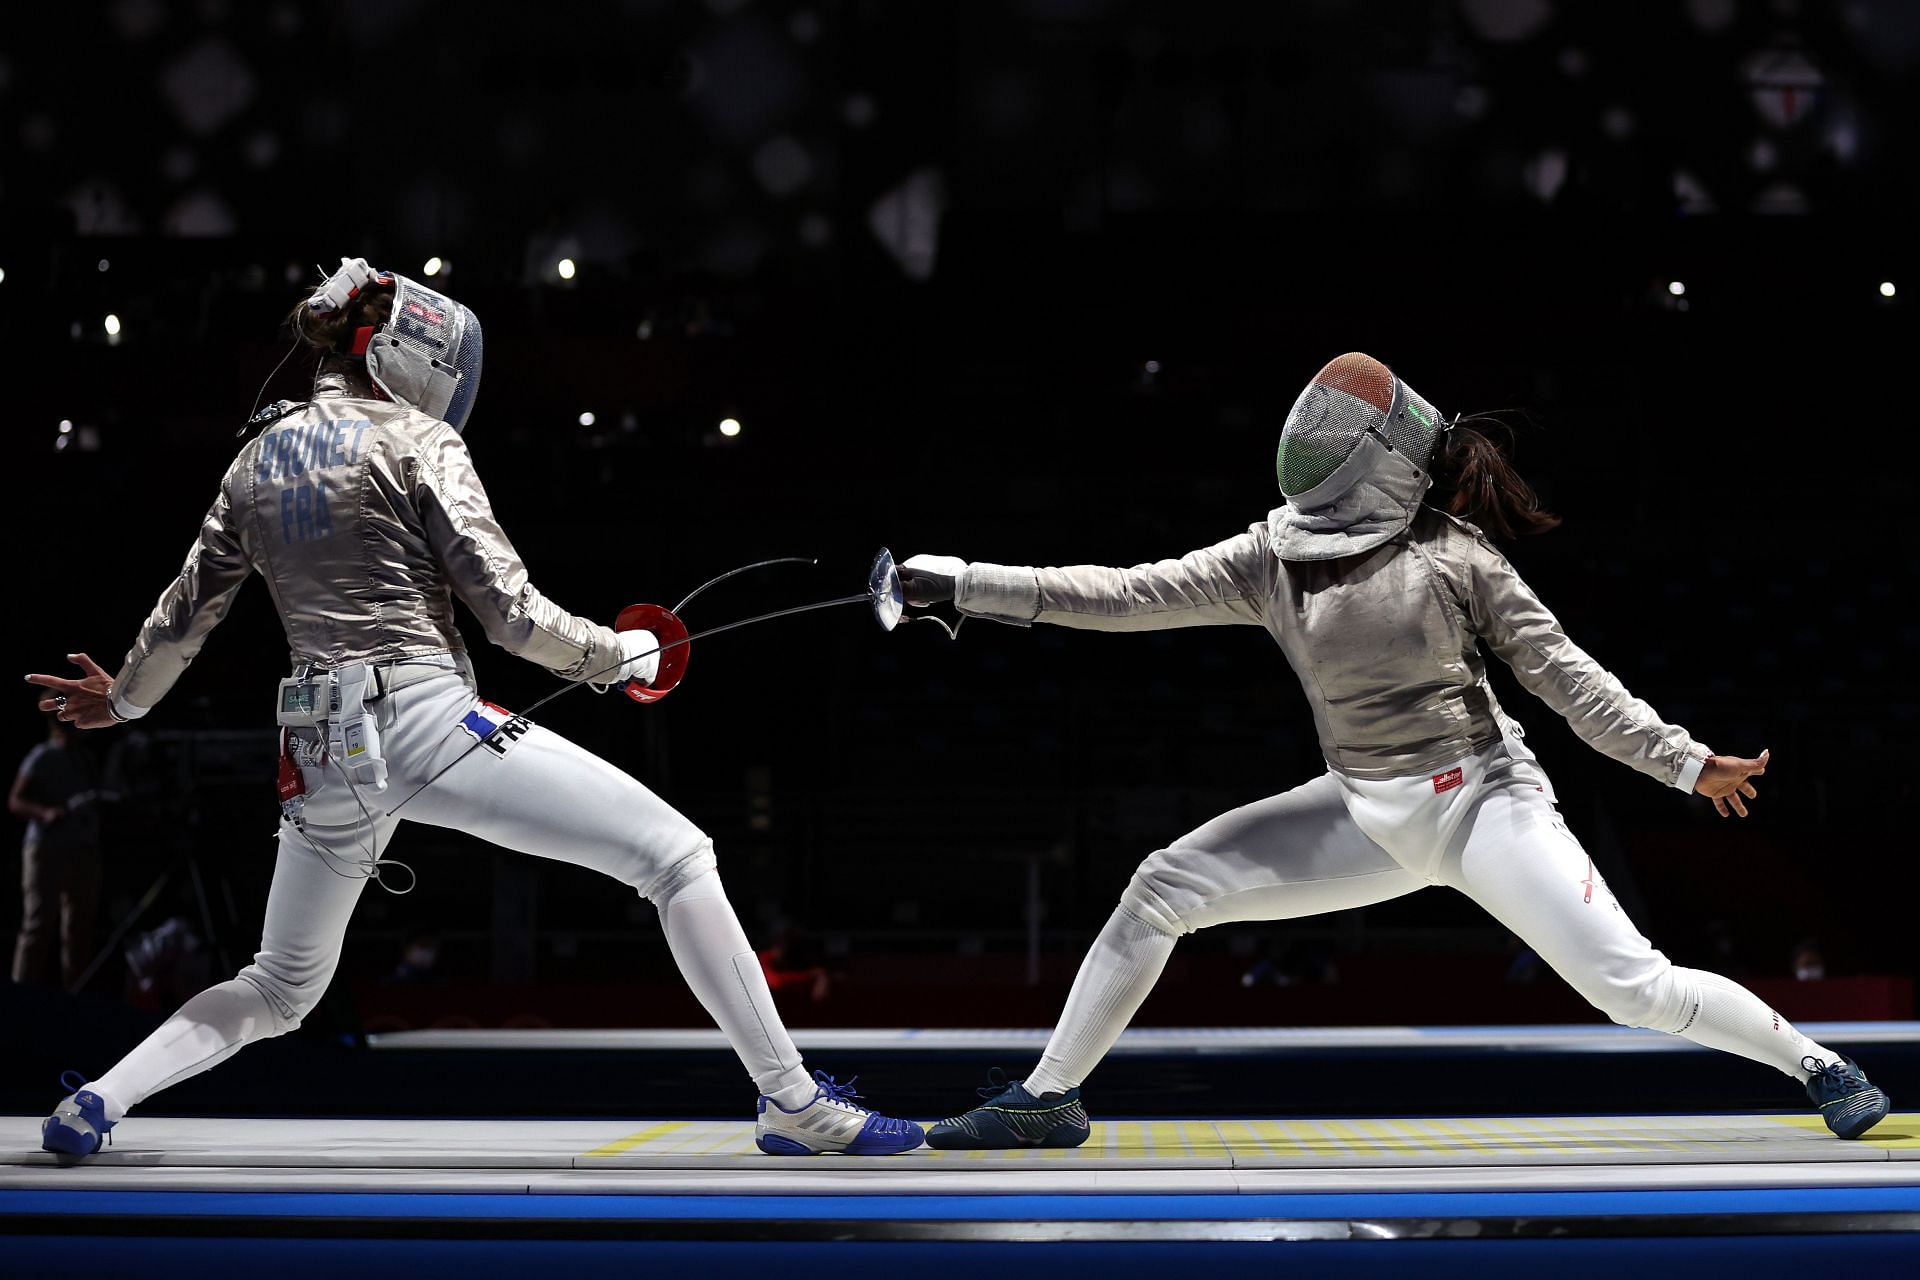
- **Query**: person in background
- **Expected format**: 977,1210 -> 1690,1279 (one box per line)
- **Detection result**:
10,710 -> 103,990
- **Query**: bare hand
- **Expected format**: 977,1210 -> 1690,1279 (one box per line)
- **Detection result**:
26,653 -> 119,730
1695,748 -> 1769,818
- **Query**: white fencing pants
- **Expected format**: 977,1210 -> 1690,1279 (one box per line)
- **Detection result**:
90,672 -> 810,1119
1024,740 -> 1831,1096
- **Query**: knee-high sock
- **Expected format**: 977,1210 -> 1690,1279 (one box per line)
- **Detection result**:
1668,967 -> 1832,1081
656,868 -> 813,1107
89,979 -> 281,1122
1023,906 -> 1177,1097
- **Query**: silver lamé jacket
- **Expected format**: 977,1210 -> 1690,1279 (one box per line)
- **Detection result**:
110,372 -> 621,716
954,506 -> 1710,793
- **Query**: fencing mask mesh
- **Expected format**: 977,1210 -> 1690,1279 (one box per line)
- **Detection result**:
1276,353 -> 1441,501
365,275 -> 485,433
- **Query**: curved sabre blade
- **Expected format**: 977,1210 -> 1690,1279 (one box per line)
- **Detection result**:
869,547 -> 904,632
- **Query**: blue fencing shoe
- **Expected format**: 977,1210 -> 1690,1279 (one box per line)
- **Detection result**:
755,1070 -> 924,1155
42,1072 -> 116,1157
1805,1054 -> 1891,1139
927,1068 -> 1091,1150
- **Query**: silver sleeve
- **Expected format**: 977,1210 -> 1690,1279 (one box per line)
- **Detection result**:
113,464 -> 255,712
1459,531 -> 1706,792
413,428 -> 622,682
958,529 -> 1272,632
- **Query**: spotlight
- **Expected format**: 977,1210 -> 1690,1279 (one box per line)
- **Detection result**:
97,259 -> 110,273
0,266 -> 7,285
719,417 -> 742,438
1880,281 -> 1896,299
1144,359 -> 1161,374
423,256 -> 444,277
58,420 -> 73,434
1667,280 -> 1686,296
104,314 -> 122,336
578,411 -> 596,427
557,258 -> 577,280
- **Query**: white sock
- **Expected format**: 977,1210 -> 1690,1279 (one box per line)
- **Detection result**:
89,979 -> 282,1123
655,868 -> 812,1103
1672,967 -> 1826,1081
1023,906 -> 1177,1097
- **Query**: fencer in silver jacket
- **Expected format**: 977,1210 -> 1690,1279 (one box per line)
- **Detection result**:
908,355 -> 1890,1157
952,501 -> 1709,792
933,352 -> 1707,792
108,371 -> 622,720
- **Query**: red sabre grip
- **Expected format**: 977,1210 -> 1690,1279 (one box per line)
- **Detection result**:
614,604 -> 690,703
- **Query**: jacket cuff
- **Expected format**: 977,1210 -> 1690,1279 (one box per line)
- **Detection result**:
109,689 -> 150,722
1673,747 -> 1709,794
956,562 -> 1040,625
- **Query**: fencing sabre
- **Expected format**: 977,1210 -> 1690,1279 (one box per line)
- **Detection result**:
382,548 -> 914,819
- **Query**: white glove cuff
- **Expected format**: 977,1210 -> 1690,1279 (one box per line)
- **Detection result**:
956,561 -> 1041,625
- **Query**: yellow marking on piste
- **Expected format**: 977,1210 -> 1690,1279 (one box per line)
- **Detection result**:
1350,1117 -> 1452,1154
1318,1118 -> 1394,1156
692,1126 -> 748,1155
1224,1119 -> 1280,1156
581,1120 -> 690,1158
1767,1112 -> 1920,1150
1415,1115 -> 1507,1155
1145,1120 -> 1221,1156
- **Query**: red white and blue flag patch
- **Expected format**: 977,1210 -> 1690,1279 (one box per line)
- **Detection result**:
459,700 -> 532,758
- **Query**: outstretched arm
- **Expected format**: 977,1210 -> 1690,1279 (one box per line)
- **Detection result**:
1456,529 -> 1712,794
30,466 -> 255,726
905,528 -> 1273,633
413,425 -> 626,682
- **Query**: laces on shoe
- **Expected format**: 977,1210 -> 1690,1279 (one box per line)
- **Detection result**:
1804,1055 -> 1858,1088
813,1070 -> 870,1111
974,1067 -> 1013,1101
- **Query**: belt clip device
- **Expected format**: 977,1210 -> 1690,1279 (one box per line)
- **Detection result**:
324,663 -> 389,793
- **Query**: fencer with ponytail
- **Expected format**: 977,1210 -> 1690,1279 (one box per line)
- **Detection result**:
1428,414 -> 1562,540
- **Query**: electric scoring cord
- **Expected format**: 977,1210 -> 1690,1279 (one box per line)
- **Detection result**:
284,734 -> 417,896
287,555 -> 829,884
382,588 -> 881,822
674,556 -> 817,613
240,335 -> 306,437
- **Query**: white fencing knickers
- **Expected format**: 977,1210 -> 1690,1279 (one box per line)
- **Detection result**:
1024,738 -> 1834,1096
88,670 -> 812,1119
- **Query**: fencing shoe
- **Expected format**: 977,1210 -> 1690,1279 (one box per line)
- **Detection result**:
1805,1054 -> 1891,1139
42,1072 -> 116,1157
755,1070 -> 924,1155
927,1067 -> 1091,1150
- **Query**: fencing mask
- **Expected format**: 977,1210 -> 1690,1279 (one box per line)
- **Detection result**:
1269,353 -> 1445,562
307,258 -> 485,433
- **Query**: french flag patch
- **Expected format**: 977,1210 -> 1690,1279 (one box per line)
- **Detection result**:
459,700 -> 531,757
1433,766 -> 1464,794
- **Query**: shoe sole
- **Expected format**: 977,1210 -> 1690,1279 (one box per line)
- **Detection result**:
756,1128 -> 926,1156
1829,1092 -> 1893,1140
926,1122 -> 1091,1151
41,1123 -> 99,1157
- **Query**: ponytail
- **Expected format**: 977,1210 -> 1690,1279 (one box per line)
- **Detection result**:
283,281 -> 395,376
1428,416 -> 1562,540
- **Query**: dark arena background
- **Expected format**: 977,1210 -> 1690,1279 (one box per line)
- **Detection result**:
4,2 -> 1918,1276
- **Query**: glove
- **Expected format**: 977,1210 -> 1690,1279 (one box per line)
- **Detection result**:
899,554 -> 968,607
613,628 -> 662,686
